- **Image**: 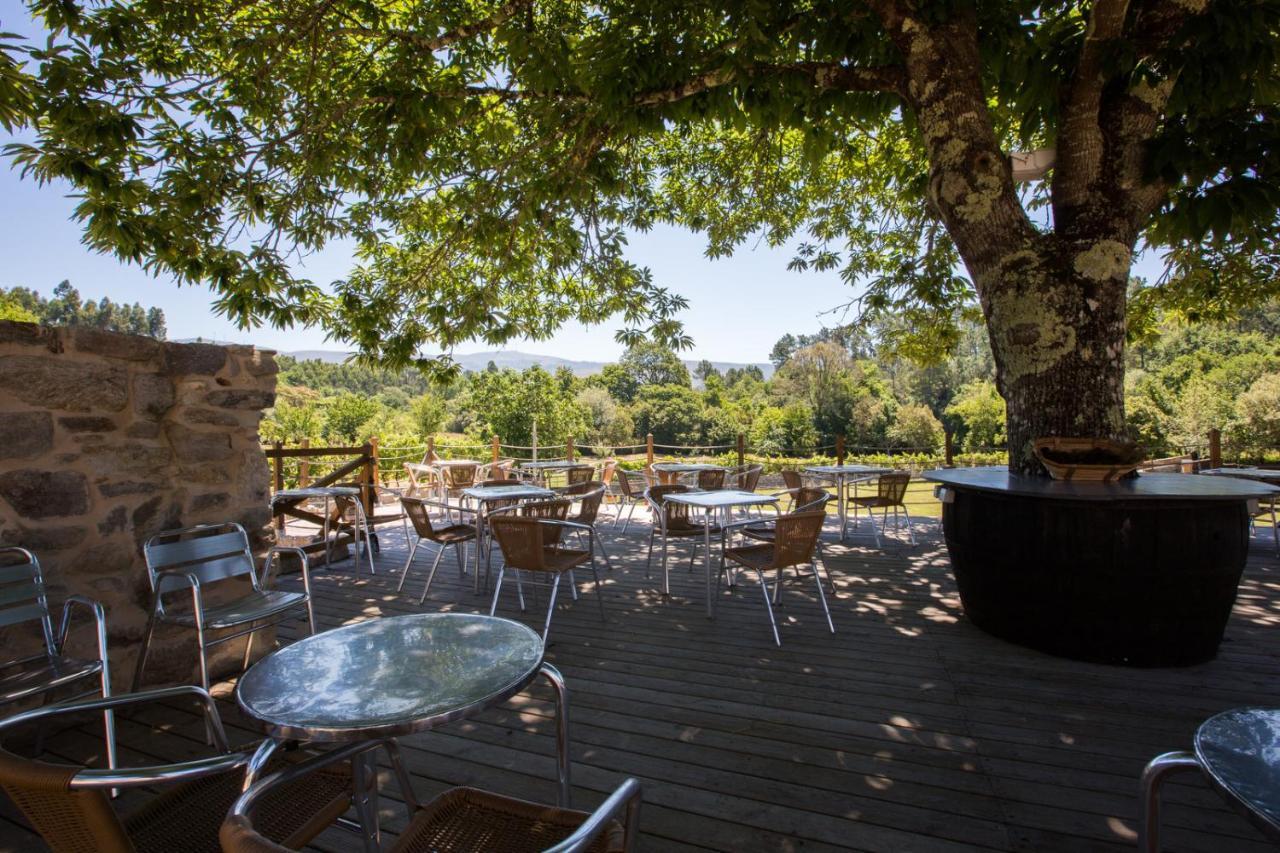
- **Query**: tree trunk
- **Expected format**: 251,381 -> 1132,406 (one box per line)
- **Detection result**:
977,240 -> 1130,476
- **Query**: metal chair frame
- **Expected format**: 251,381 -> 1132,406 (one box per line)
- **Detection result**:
1250,497 -> 1280,556
718,511 -> 834,645
397,496 -> 477,603
847,472 -> 915,546
132,523 -> 315,698
612,469 -> 649,533
567,483 -> 615,571
643,485 -> 721,597
0,546 -> 115,770
488,511 -> 607,641
739,488 -> 836,593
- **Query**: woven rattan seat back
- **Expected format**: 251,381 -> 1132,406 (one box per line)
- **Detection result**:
794,487 -> 831,513
479,478 -> 516,488
490,516 -> 549,572
600,459 -> 618,487
573,485 -> 607,526
0,548 -> 55,651
646,484 -> 695,528
520,498 -> 571,547
877,472 -> 910,504
772,511 -> 826,569
401,497 -> 445,539
616,469 -> 643,498
0,748 -> 126,853
741,464 -> 763,493
781,470 -> 802,491
566,466 -> 594,487
696,469 -> 726,490
442,464 -> 479,490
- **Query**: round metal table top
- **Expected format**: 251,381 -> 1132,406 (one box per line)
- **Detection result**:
237,613 -> 544,742
1201,467 -> 1280,483
803,465 -> 893,476
1194,708 -> 1280,840
650,462 -> 725,472
272,486 -> 361,500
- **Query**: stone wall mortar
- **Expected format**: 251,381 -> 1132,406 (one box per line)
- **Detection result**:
0,321 -> 278,686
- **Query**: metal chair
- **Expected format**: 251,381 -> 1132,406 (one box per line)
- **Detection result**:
1251,497 -> 1279,556
555,465 -> 596,496
224,742 -> 642,853
0,547 -> 115,771
441,463 -> 481,501
847,472 -> 915,546
397,496 -> 478,603
567,484 -> 614,570
403,462 -> 443,498
644,485 -> 721,596
329,481 -> 406,569
480,459 -> 517,481
612,469 -> 648,533
132,523 -> 315,697
0,685 -> 354,853
489,502 -> 606,641
720,511 -> 833,645
740,488 -> 835,593
685,468 -> 726,490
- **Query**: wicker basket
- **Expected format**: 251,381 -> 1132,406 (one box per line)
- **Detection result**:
1033,437 -> 1144,482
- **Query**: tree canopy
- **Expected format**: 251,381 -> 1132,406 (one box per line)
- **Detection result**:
1,281 -> 167,338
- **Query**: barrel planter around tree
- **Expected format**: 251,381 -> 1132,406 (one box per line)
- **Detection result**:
925,468 -> 1278,667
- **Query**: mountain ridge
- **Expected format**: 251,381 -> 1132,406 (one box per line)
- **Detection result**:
277,348 -> 775,377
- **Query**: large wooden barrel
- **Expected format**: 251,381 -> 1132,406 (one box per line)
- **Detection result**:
939,478 -> 1252,667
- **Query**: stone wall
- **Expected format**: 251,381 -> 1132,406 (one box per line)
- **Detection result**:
0,321 -> 277,686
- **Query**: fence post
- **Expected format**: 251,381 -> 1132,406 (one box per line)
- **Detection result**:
944,429 -> 955,468
370,435 -> 380,487
272,441 -> 284,531
492,435 -> 500,463
646,433 -> 654,466
736,434 -> 745,467
836,435 -> 845,466
299,438 -> 311,486
426,435 -> 435,463
1208,428 -> 1222,469
567,436 -> 575,462
362,441 -> 375,516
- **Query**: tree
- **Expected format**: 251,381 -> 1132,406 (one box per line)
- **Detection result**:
410,393 -> 447,436
773,342 -> 893,444
619,343 -> 692,389
693,359 -> 721,386
630,384 -> 706,445
10,2 -> 1280,472
324,394 -> 381,443
750,404 -> 819,455
887,404 -> 945,452
0,283 -> 168,338
1229,374 -> 1280,454
462,366 -> 587,446
575,387 -> 635,445
0,292 -> 37,323
945,381 -> 1007,450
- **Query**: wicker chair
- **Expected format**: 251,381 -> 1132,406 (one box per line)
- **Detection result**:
739,488 -> 834,593
223,740 -> 643,853
847,472 -> 915,546
398,497 -> 479,603
568,484 -> 614,570
0,686 -> 354,853
720,511 -> 833,645
612,469 -> 648,533
0,547 -> 115,771
132,523 -> 314,698
557,465 -> 596,496
644,485 -> 721,596
404,462 -> 443,497
489,500 -> 606,640
1251,497 -> 1279,556
442,463 -> 481,501
693,468 -> 727,490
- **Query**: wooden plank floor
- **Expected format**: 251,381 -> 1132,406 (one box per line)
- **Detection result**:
3,506 -> 1278,852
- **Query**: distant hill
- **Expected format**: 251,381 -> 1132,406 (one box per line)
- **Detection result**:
276,348 -> 774,378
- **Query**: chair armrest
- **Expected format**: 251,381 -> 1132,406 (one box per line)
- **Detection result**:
721,516 -> 769,533
0,685 -> 232,755
265,546 -> 311,597
56,594 -> 108,662
407,496 -> 479,516
229,739 -> 392,821
545,778 -> 643,853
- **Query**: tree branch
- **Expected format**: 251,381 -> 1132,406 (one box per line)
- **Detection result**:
334,0 -> 534,52
631,61 -> 907,108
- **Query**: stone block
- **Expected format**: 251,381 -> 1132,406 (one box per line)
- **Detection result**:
125,422 -> 161,439
163,342 -> 227,376
1,523 -> 88,551
244,350 -> 278,376
189,492 -> 230,513
165,423 -> 234,463
0,412 -> 53,459
58,415 -> 118,433
81,444 -> 174,478
133,373 -> 175,420
0,470 -> 89,519
98,480 -> 158,498
98,505 -> 128,535
182,407 -> 239,427
0,320 -> 60,350
70,327 -> 161,362
0,356 -> 128,412
204,389 -> 275,409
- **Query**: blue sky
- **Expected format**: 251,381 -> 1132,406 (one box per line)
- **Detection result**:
0,1 -> 1165,364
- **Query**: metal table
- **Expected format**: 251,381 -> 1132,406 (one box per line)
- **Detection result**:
272,486 -> 374,574
461,483 -> 555,592
1201,467 -> 1280,483
665,489 -> 780,617
1141,708 -> 1280,850
236,613 -> 567,851
803,465 -> 892,541
650,462 -> 727,485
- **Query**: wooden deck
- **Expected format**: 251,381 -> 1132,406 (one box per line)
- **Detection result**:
3,506 -> 1279,852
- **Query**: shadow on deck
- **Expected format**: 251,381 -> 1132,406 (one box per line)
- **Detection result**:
3,506 -> 1278,852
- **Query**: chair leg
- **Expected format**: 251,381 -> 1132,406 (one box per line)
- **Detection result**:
757,568 -> 781,646
590,558 -> 607,623
568,569 -> 579,601
541,663 -> 572,808
595,529 -> 614,570
418,545 -> 447,605
514,569 -> 527,611
242,630 -> 255,670
812,560 -> 835,633
130,605 -> 160,693
660,537 -> 671,595
1138,751 -> 1200,853
541,573 -> 562,641
644,526 -> 655,579
396,538 -> 421,592
489,567 -> 505,616
455,542 -> 468,577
